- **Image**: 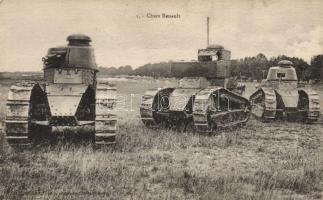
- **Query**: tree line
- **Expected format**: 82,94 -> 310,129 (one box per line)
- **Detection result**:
98,54 -> 323,81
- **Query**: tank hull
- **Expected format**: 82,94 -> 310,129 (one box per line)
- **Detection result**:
250,87 -> 320,122
250,60 -> 320,123
5,81 -> 117,146
140,82 -> 250,132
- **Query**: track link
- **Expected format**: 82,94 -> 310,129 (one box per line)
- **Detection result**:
5,84 -> 34,146
299,89 -> 320,122
95,84 -> 117,145
140,89 -> 159,127
249,88 -> 277,121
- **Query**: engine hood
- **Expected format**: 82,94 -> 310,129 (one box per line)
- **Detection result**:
169,88 -> 201,111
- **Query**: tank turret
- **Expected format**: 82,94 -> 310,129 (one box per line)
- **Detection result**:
197,44 -> 230,62
43,34 -> 97,70
43,34 -> 97,85
278,60 -> 293,67
266,60 -> 297,82
170,44 -> 231,80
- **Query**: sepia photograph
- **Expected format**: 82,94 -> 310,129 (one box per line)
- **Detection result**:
0,0 -> 323,199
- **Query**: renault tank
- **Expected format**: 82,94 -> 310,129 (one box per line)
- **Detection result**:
5,34 -> 117,146
249,60 -> 320,122
140,44 -> 250,132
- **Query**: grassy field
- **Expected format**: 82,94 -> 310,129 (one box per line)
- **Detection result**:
0,78 -> 322,200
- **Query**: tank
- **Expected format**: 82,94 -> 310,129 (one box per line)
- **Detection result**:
140,45 -> 250,132
249,60 -> 320,122
5,34 -> 117,146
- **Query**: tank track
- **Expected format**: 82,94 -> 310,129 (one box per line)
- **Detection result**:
140,89 -> 159,127
249,88 -> 277,121
298,89 -> 320,123
193,87 -> 250,133
5,83 -> 34,146
95,83 -> 117,145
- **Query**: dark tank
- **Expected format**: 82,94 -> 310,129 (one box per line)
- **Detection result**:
140,44 -> 250,132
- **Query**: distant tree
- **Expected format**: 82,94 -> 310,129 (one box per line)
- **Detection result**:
253,53 -> 269,80
232,54 -> 268,81
98,66 -> 118,75
119,65 -> 133,75
310,55 -> 323,81
133,62 -> 171,77
97,54 -> 315,81
230,60 -> 240,77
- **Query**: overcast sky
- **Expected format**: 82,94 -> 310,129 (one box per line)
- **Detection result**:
1,0 -> 323,71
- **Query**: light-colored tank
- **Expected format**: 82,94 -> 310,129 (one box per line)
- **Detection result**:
250,60 -> 320,122
5,34 -> 117,146
140,45 -> 250,132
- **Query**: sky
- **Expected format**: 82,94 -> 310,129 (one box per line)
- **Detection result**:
0,0 -> 323,71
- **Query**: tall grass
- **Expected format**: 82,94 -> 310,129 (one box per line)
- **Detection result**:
0,120 -> 322,200
0,80 -> 322,199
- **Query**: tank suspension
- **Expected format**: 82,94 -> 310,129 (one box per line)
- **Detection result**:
193,88 -> 250,133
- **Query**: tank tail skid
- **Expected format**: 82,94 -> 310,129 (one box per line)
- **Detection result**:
95,84 -> 117,145
140,88 -> 174,128
5,85 -> 34,146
